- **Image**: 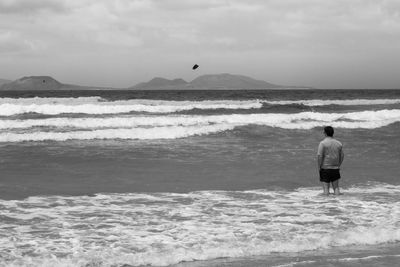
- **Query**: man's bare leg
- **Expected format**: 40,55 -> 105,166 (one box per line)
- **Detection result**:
321,182 -> 330,195
331,180 -> 340,195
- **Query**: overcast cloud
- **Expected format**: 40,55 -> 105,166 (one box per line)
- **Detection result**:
1,0 -> 399,88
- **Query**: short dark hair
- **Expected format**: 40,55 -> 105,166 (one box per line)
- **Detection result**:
324,126 -> 334,137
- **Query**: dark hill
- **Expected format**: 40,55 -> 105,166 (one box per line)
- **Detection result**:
129,73 -> 301,90
0,76 -> 115,90
0,76 -> 64,90
1,74 -> 311,90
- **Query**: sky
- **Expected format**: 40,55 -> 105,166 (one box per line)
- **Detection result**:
1,0 -> 400,89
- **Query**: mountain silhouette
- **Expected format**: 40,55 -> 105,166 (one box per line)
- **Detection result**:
131,73 -> 306,90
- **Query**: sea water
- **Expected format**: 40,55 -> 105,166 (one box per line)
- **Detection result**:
0,89 -> 399,266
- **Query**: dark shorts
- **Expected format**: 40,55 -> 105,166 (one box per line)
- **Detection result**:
319,169 -> 341,183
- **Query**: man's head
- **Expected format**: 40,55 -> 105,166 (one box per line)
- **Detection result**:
324,126 -> 334,137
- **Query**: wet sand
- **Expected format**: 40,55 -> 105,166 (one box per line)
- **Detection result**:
170,243 -> 400,267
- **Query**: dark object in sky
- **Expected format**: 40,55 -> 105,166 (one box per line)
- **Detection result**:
192,64 -> 199,70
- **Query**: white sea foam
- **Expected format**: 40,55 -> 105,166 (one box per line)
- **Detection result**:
0,124 -> 236,142
273,254 -> 400,267
1,184 -> 399,266
0,109 -> 398,129
336,254 -> 400,262
1,97 -> 400,116
266,98 -> 400,106
0,99 -> 263,116
0,109 -> 399,142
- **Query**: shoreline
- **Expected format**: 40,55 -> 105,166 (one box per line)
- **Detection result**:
170,243 -> 400,267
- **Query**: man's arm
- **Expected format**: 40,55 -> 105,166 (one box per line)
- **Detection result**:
317,143 -> 324,170
317,155 -> 323,170
339,147 -> 344,166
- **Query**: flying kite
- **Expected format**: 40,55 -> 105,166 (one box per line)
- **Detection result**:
192,64 -> 199,70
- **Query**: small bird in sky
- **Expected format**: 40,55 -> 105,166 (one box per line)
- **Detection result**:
192,64 -> 199,70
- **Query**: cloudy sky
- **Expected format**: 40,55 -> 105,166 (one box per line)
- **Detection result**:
1,0 -> 400,88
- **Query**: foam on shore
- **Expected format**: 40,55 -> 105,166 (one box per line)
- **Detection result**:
1,183 -> 399,266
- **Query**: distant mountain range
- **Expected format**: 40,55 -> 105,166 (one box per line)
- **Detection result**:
0,74 -> 311,90
0,76 -> 65,90
130,73 -> 291,90
0,76 -> 113,91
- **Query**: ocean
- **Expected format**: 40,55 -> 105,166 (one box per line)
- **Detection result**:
0,89 -> 399,267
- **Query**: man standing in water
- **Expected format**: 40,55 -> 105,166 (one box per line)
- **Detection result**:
317,126 -> 344,195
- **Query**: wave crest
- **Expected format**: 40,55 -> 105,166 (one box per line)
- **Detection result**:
1,97 -> 400,116
0,109 -> 399,142
0,99 -> 263,116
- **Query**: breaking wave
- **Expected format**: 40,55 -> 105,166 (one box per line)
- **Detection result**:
0,99 -> 263,116
267,98 -> 400,106
1,97 -> 400,116
1,109 -> 400,130
1,183 -> 399,266
0,109 -> 399,142
1,95 -> 400,142
0,124 -> 235,142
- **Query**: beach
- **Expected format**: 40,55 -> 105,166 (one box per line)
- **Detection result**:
1,89 -> 400,266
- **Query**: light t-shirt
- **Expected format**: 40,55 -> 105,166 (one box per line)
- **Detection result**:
317,137 -> 343,169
